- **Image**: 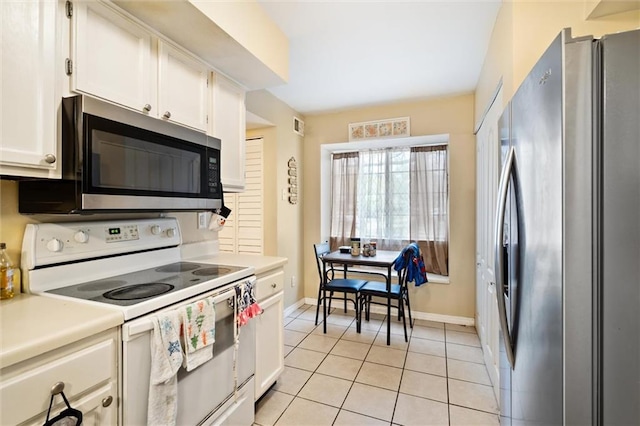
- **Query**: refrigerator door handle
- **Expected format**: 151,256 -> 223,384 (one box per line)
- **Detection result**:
494,145 -> 516,367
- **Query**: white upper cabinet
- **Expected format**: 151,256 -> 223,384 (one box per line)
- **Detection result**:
72,2 -> 210,132
158,41 -> 209,132
72,0 -> 155,115
211,73 -> 246,192
0,0 -> 61,178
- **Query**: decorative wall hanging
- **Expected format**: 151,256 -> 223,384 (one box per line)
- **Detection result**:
287,157 -> 298,204
348,117 -> 410,141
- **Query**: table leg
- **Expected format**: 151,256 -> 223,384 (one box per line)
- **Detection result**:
342,264 -> 347,313
386,265 -> 391,345
323,260 -> 327,334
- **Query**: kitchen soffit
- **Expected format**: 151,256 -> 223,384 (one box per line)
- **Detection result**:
112,0 -> 287,90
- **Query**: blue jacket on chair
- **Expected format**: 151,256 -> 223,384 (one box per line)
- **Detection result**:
393,242 -> 428,286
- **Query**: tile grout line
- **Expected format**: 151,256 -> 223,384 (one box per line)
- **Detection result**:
445,323 -> 452,426
276,306 -> 495,425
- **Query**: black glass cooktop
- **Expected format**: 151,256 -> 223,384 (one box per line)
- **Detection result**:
47,262 -> 248,306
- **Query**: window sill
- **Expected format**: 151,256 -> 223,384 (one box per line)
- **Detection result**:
426,274 -> 449,284
342,267 -> 449,284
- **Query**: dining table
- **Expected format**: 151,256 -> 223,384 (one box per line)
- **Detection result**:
321,249 -> 400,345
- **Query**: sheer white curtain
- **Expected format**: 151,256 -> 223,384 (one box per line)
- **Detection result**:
355,148 -> 409,250
410,146 -> 449,275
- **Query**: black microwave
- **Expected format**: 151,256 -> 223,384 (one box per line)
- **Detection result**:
19,95 -> 222,213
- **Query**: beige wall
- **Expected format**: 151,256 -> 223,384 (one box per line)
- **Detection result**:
0,181 -> 35,268
303,94 -> 477,319
475,0 -> 640,122
245,90 -> 305,309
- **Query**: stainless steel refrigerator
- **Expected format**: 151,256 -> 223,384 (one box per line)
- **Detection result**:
495,28 -> 639,425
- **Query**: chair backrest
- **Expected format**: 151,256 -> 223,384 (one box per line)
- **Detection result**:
396,250 -> 411,288
313,242 -> 331,282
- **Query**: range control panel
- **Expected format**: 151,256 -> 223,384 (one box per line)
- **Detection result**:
22,218 -> 181,269
105,225 -> 140,243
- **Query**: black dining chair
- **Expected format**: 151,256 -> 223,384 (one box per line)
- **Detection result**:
358,248 -> 417,342
314,242 -> 367,330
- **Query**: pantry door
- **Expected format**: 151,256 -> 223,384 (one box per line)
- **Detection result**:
475,86 -> 502,400
219,138 -> 264,254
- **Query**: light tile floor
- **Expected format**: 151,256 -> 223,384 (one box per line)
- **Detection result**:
255,304 -> 499,426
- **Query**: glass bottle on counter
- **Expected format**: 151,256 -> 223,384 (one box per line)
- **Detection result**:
0,242 -> 16,300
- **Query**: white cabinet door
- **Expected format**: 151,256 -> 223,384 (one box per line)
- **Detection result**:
475,86 -> 502,401
211,73 -> 246,192
158,41 -> 209,132
0,0 -> 60,177
255,291 -> 284,400
72,0 -> 154,114
0,329 -> 118,426
24,382 -> 117,426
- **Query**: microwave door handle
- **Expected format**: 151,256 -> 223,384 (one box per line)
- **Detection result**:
494,146 -> 516,368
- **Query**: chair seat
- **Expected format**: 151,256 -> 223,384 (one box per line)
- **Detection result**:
360,281 -> 402,297
326,279 -> 367,292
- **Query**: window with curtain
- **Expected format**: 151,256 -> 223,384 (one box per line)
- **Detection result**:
329,145 -> 449,276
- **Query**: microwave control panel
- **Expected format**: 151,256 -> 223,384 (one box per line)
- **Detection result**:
207,154 -> 220,194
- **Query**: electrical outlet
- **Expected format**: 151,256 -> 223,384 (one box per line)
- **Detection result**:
290,276 -> 296,287
197,212 -> 207,229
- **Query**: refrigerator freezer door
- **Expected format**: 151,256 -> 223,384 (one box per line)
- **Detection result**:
509,33 -> 564,425
601,29 -> 640,425
497,106 -> 512,426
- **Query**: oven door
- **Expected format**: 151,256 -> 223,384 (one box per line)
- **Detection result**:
121,280 -> 255,426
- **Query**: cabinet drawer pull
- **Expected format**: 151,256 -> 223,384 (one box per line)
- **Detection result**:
102,395 -> 113,407
163,111 -> 171,119
51,381 -> 65,395
44,154 -> 56,164
143,104 -> 152,112
271,283 -> 277,288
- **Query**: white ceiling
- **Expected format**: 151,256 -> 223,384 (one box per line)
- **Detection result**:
256,0 -> 502,115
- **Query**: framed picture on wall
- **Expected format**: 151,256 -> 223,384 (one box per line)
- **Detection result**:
348,117 -> 410,141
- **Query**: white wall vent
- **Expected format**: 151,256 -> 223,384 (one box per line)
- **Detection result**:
293,116 -> 304,136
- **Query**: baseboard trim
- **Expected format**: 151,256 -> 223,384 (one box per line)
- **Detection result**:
283,298 -> 307,318
296,297 -> 474,326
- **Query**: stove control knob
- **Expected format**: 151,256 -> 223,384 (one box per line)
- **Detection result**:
74,230 -> 89,243
166,228 -> 176,238
151,225 -> 162,235
46,238 -> 63,252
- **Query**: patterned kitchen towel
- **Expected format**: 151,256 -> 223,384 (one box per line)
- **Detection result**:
180,297 -> 215,371
148,310 -> 183,426
236,278 -> 262,327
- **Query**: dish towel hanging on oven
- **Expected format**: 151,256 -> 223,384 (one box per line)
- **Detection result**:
148,310 -> 182,426
235,278 -> 261,327
180,297 -> 216,371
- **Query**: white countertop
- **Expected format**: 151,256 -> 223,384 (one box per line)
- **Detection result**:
188,252 -> 288,276
0,293 -> 123,369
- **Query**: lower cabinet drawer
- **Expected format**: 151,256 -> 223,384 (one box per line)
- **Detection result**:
255,270 -> 284,302
1,336 -> 116,425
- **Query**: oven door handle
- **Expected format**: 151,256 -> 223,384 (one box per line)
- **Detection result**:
123,286 -> 237,339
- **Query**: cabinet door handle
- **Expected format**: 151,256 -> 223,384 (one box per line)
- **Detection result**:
102,395 -> 113,407
163,111 -> 171,119
44,154 -> 56,164
271,283 -> 277,288
143,104 -> 152,112
51,381 -> 65,395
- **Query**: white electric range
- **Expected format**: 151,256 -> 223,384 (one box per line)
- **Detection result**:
21,217 -> 257,425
